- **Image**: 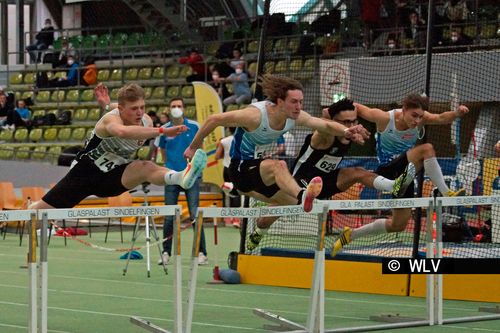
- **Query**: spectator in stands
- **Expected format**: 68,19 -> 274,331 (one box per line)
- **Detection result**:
80,56 -> 97,86
404,10 -> 426,49
54,37 -> 77,68
47,55 -> 80,88
159,111 -> 169,126
4,99 -> 32,130
443,27 -> 472,51
179,48 -> 210,82
361,0 -> 383,48
443,0 -> 469,24
0,92 -> 10,128
210,69 -> 230,101
26,18 -> 54,63
147,111 -> 161,127
496,140 -> 500,155
154,98 -> 208,266
222,63 -> 252,106
229,48 -> 245,71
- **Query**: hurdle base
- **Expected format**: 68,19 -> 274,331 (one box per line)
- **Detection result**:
369,314 -> 425,323
130,316 -> 171,333
479,306 -> 500,313
253,308 -> 306,331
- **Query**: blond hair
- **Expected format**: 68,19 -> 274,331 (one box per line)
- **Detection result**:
117,83 -> 145,106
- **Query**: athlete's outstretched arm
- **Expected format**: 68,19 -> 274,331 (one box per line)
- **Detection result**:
354,102 -> 389,130
423,105 -> 469,125
99,115 -> 187,140
94,83 -> 118,110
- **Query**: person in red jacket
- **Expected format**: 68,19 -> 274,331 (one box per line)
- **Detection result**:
179,48 -> 210,82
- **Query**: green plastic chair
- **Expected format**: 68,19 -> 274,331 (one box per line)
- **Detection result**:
23,72 -> 36,84
43,128 -> 58,141
51,90 -> 66,103
179,66 -> 193,78
143,87 -> 152,99
52,38 -> 63,50
97,69 -> 110,82
110,69 -> 122,81
10,72 -> 23,85
152,67 -> 165,79
66,89 -> 80,102
111,33 -> 127,51
36,91 -> 51,103
21,91 -> 34,100
152,87 -> 165,99
80,89 -> 95,102
81,35 -> 96,53
263,61 -> 275,74
71,127 -> 87,141
138,67 -> 152,80
274,60 -> 288,73
0,145 -> 14,159
28,128 -> 43,142
96,34 -> 112,50
166,65 -> 180,79
166,86 -> 180,99
15,146 -> 31,159
225,104 -> 239,112
85,128 -> 93,139
273,38 -> 287,53
185,105 -> 196,119
31,146 -> 47,160
247,40 -> 259,53
73,108 -> 88,121
14,128 -> 29,142
57,127 -> 72,141
287,38 -> 300,53
136,146 -> 151,160
247,62 -> 257,77
87,108 -> 101,121
125,68 -> 138,81
47,146 -> 62,161
290,59 -> 303,72
181,85 -> 194,98
110,88 -> 120,100
126,32 -> 142,49
0,128 -> 14,141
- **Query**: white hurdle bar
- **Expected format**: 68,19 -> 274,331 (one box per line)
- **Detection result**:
33,205 -> 181,333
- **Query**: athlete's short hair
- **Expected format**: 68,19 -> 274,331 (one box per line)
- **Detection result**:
328,98 -> 355,118
117,83 -> 145,106
402,93 -> 429,111
259,74 -> 303,103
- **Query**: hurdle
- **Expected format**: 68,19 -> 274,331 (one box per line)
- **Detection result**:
23,205 -> 181,333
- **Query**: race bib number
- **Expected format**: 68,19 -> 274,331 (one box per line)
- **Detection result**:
314,155 -> 342,173
95,153 -> 128,172
254,144 -> 270,159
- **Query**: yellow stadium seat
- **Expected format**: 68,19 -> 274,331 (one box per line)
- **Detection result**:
138,67 -> 152,80
51,90 -> 65,102
31,146 -> 47,160
273,38 -> 287,53
28,128 -> 43,142
66,89 -> 80,102
274,60 -> 288,73
87,108 -> 101,121
181,85 -> 194,98
287,38 -> 300,53
97,69 -> 110,81
21,91 -> 34,100
80,89 -> 94,102
47,146 -> 62,161
180,66 -> 192,78
247,40 -> 259,53
15,146 -> 31,159
225,104 -> 239,112
110,88 -> 120,100
9,72 -> 23,85
57,127 -> 72,141
166,65 -> 180,79
54,71 -> 67,79
0,128 -> 14,141
14,128 -> 28,142
247,62 -> 257,77
185,105 -> 196,118
143,87 -> 152,99
146,106 -> 157,114
152,66 -> 165,79
23,72 -> 36,84
290,59 -> 303,72
73,108 -> 88,121
110,68 -> 122,81
166,86 -> 180,99
206,41 -> 220,56
136,146 -> 150,160
86,128 -> 93,139
0,145 -> 14,159
152,87 -> 165,99
125,68 -> 138,80
263,61 -> 275,74
71,127 -> 87,141
43,128 -> 58,141
36,91 -> 51,103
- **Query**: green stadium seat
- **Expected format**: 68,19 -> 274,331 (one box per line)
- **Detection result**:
71,127 -> 87,141
136,146 -> 150,160
226,83 -> 233,94
152,86 -> 165,99
152,66 -> 165,80
225,104 -> 239,112
180,66 -> 192,78
125,68 -> 138,80
69,35 -> 82,48
166,64 -> 180,79
66,89 -> 80,102
181,85 -> 194,98
110,88 -> 120,100
97,69 -> 110,82
138,67 -> 152,80
14,128 -> 29,142
15,146 -> 31,159
287,38 -> 300,53
143,87 -> 152,99
51,90 -> 66,103
111,33 -> 127,51
126,32 -> 142,49
43,128 -> 58,141
463,25 -> 477,38
9,72 -> 23,85
0,128 -> 14,141
28,128 -> 43,142
264,61 -> 275,74
31,146 -> 47,160
32,110 -> 45,118
273,38 -> 287,53
53,38 -> 63,50
47,146 -> 62,161
81,35 -> 96,53
185,105 -> 196,118
142,31 -> 158,46
96,34 -> 111,50
21,91 -> 34,100
24,72 -> 36,84
0,145 -> 14,159
73,108 -> 88,121
247,62 -> 257,77
206,42 -> 220,56
57,127 -> 72,141
166,86 -> 180,99
480,24 -> 496,39
54,71 -> 67,79
85,128 -> 93,139
247,40 -> 259,53
110,69 -> 123,81
274,60 -> 288,73
80,89 -> 94,102
36,91 -> 51,103
87,108 -> 101,121
290,59 -> 303,72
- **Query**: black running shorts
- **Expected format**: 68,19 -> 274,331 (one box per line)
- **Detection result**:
294,169 -> 342,200
228,159 -> 280,198
375,153 -> 414,198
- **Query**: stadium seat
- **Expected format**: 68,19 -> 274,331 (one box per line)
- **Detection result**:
303,58 -> 315,72
73,108 -> 88,121
80,89 -> 94,102
87,108 -> 101,121
43,128 -> 58,141
274,60 -> 288,73
111,33 -> 128,51
21,91 -> 34,100
110,68 -> 123,81
225,104 -> 239,112
31,146 -> 47,160
287,38 -> 300,53
463,25 -> 477,38
206,41 -> 220,56
152,66 -> 165,80
66,89 -> 80,102
9,72 -> 23,85
110,88 -> 120,100
179,66 -> 193,78
166,86 -> 180,99
289,59 -> 303,72
181,85 -> 194,98
51,90 -> 66,103
21,186 -> 45,204
136,146 -> 150,160
143,87 -> 152,99
69,35 -> 82,48
57,127 -> 72,141
247,62 -> 257,77
85,127 -> 93,139
47,146 -> 62,162
15,146 -> 31,159
166,65 -> 180,79
14,128 -> 28,142
0,146 -> 14,160
28,128 -> 43,142
185,105 -> 196,118
54,71 -> 67,79
263,61 -> 275,74
125,68 -> 138,80
138,67 -> 152,80
81,35 -> 96,54
23,72 -> 36,84
480,24 -> 496,39
126,32 -> 142,50
96,33 -> 112,50
246,40 -> 259,53
97,69 -> 110,82
0,128 -> 14,142
226,83 -> 233,94
71,127 -> 87,141
36,91 -> 51,103
273,38 -> 287,53
32,110 -> 45,119
152,87 -> 165,99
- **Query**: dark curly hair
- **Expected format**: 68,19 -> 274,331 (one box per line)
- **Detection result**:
328,98 -> 355,118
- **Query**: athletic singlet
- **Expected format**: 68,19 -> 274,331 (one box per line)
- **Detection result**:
376,109 -> 419,165
230,100 -> 295,160
293,133 -> 351,178
76,108 -> 148,172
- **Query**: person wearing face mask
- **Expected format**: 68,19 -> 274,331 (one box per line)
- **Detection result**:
443,28 -> 472,52
210,70 -> 230,100
222,63 -> 252,107
47,55 -> 80,87
154,98 -> 208,266
26,18 -> 55,63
